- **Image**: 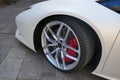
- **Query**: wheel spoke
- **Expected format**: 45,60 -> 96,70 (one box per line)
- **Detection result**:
46,25 -> 58,41
57,23 -> 64,36
43,29 -> 55,44
63,28 -> 70,42
61,50 -> 66,69
43,43 -> 57,49
55,50 -> 60,68
63,44 -> 80,54
46,48 -> 59,55
65,54 -> 78,61
61,49 -> 78,61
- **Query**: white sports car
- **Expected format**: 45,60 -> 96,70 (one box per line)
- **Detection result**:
15,0 -> 120,79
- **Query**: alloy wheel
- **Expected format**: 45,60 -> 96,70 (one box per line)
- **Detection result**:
41,21 -> 81,70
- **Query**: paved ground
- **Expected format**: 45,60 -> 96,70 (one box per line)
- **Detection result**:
0,0 -> 106,80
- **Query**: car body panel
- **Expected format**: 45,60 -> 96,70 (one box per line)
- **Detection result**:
103,31 -> 120,77
15,0 -> 120,79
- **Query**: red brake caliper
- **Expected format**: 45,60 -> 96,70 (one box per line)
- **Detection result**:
64,37 -> 78,63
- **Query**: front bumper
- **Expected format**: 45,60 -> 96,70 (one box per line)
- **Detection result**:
15,14 -> 36,51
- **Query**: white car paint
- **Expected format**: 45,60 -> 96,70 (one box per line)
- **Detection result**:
15,0 -> 120,79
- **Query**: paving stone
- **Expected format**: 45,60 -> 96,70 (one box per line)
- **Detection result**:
0,34 -> 14,38
6,48 -> 26,59
55,70 -> 84,80
40,73 -> 56,80
0,24 -> 6,32
0,25 -> 13,34
56,66 -> 105,80
11,39 -> 28,48
24,50 -> 42,61
0,59 -> 23,80
9,26 -> 17,34
0,78 -> 16,80
0,46 -> 10,64
17,51 -> 42,80
0,37 -> 15,47
17,61 -> 41,80
40,56 -> 56,74
0,35 -> 27,48
17,79 -> 38,80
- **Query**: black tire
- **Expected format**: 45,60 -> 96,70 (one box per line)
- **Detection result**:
41,16 -> 95,72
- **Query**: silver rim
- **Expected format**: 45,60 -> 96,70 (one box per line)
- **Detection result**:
41,21 -> 81,70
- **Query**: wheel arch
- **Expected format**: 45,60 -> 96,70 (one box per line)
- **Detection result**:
33,14 -> 102,71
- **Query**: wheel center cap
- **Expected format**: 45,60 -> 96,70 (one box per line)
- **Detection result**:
58,43 -> 62,48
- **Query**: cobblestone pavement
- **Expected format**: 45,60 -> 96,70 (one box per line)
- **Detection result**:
0,0 -> 106,80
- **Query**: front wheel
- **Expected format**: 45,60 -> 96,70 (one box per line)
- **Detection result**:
41,16 -> 95,72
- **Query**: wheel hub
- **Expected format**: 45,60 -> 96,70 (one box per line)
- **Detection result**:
58,43 -> 62,48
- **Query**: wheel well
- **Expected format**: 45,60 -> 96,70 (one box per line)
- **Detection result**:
34,15 -> 102,70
